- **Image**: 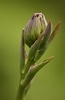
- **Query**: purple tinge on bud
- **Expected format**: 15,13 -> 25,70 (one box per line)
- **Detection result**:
24,13 -> 48,47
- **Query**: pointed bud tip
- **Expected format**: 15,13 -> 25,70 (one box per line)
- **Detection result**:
47,21 -> 52,30
53,21 -> 60,33
47,20 -> 52,28
49,56 -> 55,61
55,21 -> 61,30
48,20 -> 51,24
43,56 -> 54,64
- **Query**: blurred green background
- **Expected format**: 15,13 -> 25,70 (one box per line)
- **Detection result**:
0,0 -> 65,100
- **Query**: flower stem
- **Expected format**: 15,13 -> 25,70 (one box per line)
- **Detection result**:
16,83 -> 25,100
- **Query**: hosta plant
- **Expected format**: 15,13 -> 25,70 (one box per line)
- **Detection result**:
16,13 -> 60,100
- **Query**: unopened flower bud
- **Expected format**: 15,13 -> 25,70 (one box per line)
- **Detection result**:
24,13 -> 47,47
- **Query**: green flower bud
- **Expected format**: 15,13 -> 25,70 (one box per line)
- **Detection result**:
24,13 -> 47,47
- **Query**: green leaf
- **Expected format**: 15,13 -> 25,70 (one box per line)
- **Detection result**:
34,21 -> 52,61
20,29 -> 25,73
34,48 -> 46,62
31,56 -> 54,76
28,32 -> 45,60
23,33 -> 44,76
39,21 -> 52,49
21,56 -> 54,88
49,21 -> 60,43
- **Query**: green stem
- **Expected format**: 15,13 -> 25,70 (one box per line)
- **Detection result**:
16,83 -> 25,100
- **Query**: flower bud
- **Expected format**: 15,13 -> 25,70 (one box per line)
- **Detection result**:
24,13 -> 47,47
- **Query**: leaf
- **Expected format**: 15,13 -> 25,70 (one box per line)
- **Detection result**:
49,21 -> 60,43
28,32 -> 45,60
34,48 -> 46,62
20,29 -> 25,73
34,21 -> 52,61
24,33 -> 45,76
31,56 -> 54,76
21,56 -> 54,88
39,21 -> 52,49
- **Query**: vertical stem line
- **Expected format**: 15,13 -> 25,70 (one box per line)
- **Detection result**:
16,83 -> 25,100
20,29 -> 25,73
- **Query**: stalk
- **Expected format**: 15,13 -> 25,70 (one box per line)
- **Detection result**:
16,84 -> 25,100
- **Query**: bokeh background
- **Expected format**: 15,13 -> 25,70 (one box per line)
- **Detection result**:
0,0 -> 65,100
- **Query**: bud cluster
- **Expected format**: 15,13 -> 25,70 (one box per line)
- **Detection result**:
23,13 -> 60,61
